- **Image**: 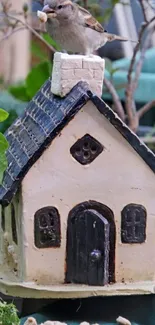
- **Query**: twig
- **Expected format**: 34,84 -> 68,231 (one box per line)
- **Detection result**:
130,30 -> 152,100
125,25 -> 145,127
103,78 -> 125,121
83,0 -> 88,8
137,100 -> 155,119
147,0 -> 155,11
3,12 -> 56,53
125,15 -> 155,129
127,15 -> 155,84
0,26 -> 25,43
139,0 -> 148,22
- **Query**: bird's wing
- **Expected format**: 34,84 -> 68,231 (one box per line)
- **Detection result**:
62,1 -> 104,33
76,4 -> 104,33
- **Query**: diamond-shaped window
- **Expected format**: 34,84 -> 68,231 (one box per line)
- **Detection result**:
70,134 -> 103,165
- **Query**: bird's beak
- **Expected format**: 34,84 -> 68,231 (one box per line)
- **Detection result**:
42,5 -> 57,17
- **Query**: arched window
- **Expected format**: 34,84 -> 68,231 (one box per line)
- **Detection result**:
34,206 -> 61,248
121,204 -> 147,243
11,203 -> 18,245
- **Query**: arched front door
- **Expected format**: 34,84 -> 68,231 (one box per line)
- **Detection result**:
66,201 -> 115,286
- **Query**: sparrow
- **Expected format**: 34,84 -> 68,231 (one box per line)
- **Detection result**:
42,0 -> 137,55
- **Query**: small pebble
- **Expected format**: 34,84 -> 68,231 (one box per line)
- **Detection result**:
116,316 -> 131,325
43,322 -> 67,325
24,317 -> 37,325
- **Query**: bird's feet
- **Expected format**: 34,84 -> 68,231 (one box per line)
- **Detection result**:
85,53 -> 100,58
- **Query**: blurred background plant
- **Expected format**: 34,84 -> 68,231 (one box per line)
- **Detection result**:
0,299 -> 20,325
0,0 -> 119,134
0,108 -> 9,183
0,0 -> 155,182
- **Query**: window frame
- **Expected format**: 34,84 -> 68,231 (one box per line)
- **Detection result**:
70,133 -> 104,165
34,206 -> 61,249
121,203 -> 147,244
11,203 -> 18,245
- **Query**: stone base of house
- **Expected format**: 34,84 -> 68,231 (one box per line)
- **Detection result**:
0,269 -> 155,298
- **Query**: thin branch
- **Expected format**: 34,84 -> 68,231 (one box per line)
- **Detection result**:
127,15 -> 155,83
126,24 -> 145,89
125,15 -> 155,129
139,0 -> 148,22
137,100 -> 155,119
125,25 -> 145,126
103,78 -> 125,121
147,0 -> 155,11
130,30 -> 152,99
0,26 -> 25,43
3,12 -> 56,53
83,0 -> 88,8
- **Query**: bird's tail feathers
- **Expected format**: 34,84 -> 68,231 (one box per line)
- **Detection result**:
106,33 -> 138,43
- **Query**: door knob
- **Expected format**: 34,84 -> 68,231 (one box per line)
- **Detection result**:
90,249 -> 102,262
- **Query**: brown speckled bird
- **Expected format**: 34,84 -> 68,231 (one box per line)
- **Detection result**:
42,0 -> 137,55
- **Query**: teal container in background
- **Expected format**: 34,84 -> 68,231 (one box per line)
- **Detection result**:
20,295 -> 155,325
102,48 -> 155,126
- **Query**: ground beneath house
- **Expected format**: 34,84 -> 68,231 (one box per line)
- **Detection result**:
0,266 -> 155,298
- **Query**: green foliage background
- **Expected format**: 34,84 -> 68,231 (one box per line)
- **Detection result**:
0,300 -> 19,325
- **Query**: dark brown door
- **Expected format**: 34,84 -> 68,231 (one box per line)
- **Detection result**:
66,208 -> 110,286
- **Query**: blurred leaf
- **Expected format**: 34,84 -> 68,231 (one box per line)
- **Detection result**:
0,77 -> 4,86
42,33 -> 61,51
8,84 -> 30,102
0,110 -> 19,134
0,91 -> 26,132
111,67 -> 120,76
0,153 -> 8,183
102,8 -> 113,23
112,0 -> 121,5
103,82 -> 127,94
88,3 -> 102,16
31,41 -> 48,61
0,91 -> 26,115
0,123 -> 9,184
0,108 -> 9,122
96,15 -> 104,23
102,86 -> 109,94
0,132 -> 9,151
104,58 -> 113,74
26,61 -> 51,98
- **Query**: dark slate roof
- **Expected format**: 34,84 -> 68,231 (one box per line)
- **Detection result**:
0,79 -> 155,206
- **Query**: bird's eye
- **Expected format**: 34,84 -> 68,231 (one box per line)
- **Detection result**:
57,5 -> 63,9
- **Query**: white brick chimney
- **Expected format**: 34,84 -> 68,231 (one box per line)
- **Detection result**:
51,52 -> 105,98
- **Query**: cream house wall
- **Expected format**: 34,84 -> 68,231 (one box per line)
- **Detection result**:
21,100 -> 155,285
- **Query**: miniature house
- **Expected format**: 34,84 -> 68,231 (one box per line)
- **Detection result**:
0,53 -> 155,299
